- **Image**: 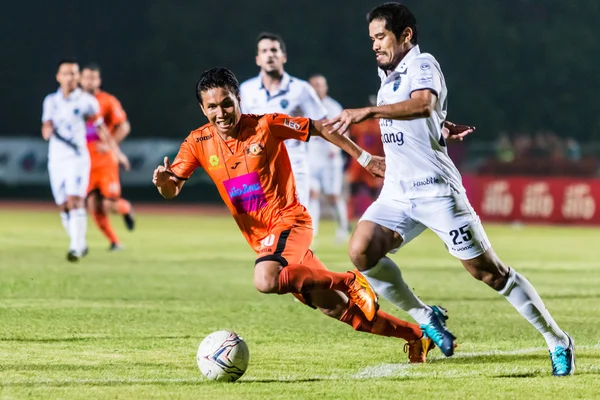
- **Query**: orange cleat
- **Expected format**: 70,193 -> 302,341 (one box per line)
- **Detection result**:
404,335 -> 435,364
346,270 -> 379,321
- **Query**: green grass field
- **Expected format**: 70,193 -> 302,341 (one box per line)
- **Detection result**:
1,208 -> 599,399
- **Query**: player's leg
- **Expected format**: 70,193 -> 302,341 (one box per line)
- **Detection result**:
90,164 -> 122,249
323,158 -> 348,241
298,249 -> 431,361
253,227 -> 378,320
88,188 -> 121,249
64,158 -> 90,261
348,199 -> 457,356
103,161 -> 135,231
420,193 -> 573,375
308,172 -> 322,237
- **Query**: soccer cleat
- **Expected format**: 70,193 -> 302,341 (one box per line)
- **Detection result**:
109,243 -> 124,252
419,305 -> 456,357
123,211 -> 135,231
346,270 -> 379,321
66,250 -> 80,262
404,335 -> 435,364
82,247 -> 89,258
550,333 -> 575,376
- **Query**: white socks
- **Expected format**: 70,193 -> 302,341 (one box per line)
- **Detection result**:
308,196 -> 349,239
334,197 -> 349,235
60,211 -> 70,236
68,207 -> 88,254
308,197 -> 321,236
362,257 -> 432,325
498,268 -> 568,350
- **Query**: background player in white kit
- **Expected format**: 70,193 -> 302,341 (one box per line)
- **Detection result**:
240,32 -> 327,207
41,59 -> 110,261
326,3 -> 574,376
307,74 -> 348,242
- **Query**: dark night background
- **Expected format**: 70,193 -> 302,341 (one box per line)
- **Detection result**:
1,0 -> 599,141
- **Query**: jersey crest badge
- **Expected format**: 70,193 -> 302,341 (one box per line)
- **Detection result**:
280,99 -> 289,109
246,143 -> 264,157
393,75 -> 401,91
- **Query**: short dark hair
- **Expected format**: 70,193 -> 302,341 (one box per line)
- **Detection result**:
57,57 -> 79,71
195,67 -> 240,104
82,62 -> 101,74
367,2 -> 418,45
256,32 -> 287,54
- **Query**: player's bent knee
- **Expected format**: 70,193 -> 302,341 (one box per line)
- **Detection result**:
319,305 -> 346,319
253,261 -> 283,294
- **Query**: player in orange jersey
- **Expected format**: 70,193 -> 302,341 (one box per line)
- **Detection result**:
152,68 -> 435,363
81,64 -> 135,251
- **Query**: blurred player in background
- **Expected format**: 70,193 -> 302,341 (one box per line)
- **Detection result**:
327,2 -> 574,376
347,96 -> 384,218
41,59 -> 109,261
153,68 -> 435,363
307,74 -> 348,242
80,63 -> 134,251
240,32 -> 327,208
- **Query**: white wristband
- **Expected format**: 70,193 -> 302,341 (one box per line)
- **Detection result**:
357,151 -> 372,167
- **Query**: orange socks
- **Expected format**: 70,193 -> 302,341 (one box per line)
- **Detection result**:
277,264 -> 352,294
92,211 -> 119,245
340,302 -> 422,342
116,198 -> 131,215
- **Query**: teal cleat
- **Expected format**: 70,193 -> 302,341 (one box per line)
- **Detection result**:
550,334 -> 575,376
419,305 -> 456,357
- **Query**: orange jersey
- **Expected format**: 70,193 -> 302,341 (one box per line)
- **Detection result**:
171,114 -> 312,251
86,90 -> 128,167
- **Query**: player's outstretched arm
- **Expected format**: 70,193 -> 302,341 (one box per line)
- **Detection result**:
369,89 -> 436,122
310,120 -> 385,178
153,157 -> 184,199
324,90 -> 435,134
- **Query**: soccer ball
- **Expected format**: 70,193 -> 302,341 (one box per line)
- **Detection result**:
196,330 -> 249,382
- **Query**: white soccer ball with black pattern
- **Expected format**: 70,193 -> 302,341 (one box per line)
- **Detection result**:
196,330 -> 250,382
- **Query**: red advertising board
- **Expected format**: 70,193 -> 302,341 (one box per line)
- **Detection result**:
463,175 -> 600,225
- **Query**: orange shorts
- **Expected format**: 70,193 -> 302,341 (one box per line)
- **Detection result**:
254,225 -> 327,309
88,161 -> 121,199
254,225 -> 316,265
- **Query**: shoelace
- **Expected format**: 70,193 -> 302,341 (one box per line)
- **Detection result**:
551,347 -> 568,372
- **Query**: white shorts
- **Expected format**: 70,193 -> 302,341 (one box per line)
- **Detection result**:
48,157 -> 90,205
309,159 -> 344,196
360,192 -> 491,260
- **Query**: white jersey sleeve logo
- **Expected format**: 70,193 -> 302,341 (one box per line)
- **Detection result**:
376,45 -> 464,199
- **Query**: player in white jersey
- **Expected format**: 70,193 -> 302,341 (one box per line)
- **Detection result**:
307,74 -> 348,242
41,59 -> 117,262
326,3 -> 574,376
240,32 -> 327,208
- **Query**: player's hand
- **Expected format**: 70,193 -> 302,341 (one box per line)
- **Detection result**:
365,155 -> 386,178
117,151 -> 131,171
324,108 -> 371,134
153,157 -> 174,187
442,121 -> 475,141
